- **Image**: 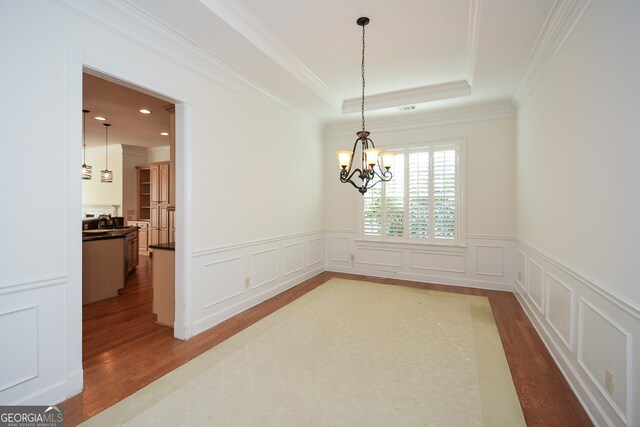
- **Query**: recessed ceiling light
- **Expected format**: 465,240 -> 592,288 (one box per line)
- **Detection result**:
139,109 -> 152,114
160,132 -> 169,136
95,116 -> 107,121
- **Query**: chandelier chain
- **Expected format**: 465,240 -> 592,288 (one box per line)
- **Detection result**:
361,22 -> 366,133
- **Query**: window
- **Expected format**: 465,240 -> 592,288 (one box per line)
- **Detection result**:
360,140 -> 465,246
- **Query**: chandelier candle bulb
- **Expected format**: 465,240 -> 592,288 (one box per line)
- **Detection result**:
337,151 -> 353,169
364,148 -> 381,166
381,152 -> 396,169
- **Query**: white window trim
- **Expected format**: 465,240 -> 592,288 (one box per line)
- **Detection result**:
355,138 -> 466,247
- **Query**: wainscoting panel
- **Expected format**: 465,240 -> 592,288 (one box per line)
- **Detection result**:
411,252 -> 466,273
191,231 -> 324,336
0,305 -> 38,393
514,240 -> 640,427
306,238 -> 323,267
283,242 -> 304,276
356,248 -> 403,268
0,279 -> 68,405
324,231 -> 514,291
476,245 -> 503,276
527,258 -> 545,313
515,249 -> 527,291
545,273 -> 574,351
578,298 -> 630,423
250,248 -> 279,289
330,237 -> 350,262
202,257 -> 244,308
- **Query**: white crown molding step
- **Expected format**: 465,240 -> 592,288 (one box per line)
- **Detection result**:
341,80 -> 472,114
55,0 -> 321,129
325,100 -> 516,138
197,0 -> 339,109
511,0 -> 592,105
466,0 -> 482,86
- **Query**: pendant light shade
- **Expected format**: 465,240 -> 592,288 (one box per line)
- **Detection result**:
81,109 -> 92,180
336,17 -> 394,194
101,123 -> 113,183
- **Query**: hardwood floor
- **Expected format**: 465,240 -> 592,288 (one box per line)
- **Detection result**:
61,263 -> 592,426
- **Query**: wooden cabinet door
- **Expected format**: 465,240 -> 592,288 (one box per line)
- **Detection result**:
159,206 -> 169,244
150,165 -> 159,203
159,164 -> 169,203
168,209 -> 175,243
139,226 -> 148,251
150,206 -> 159,229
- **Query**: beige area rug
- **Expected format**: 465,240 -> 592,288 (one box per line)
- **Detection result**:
81,278 -> 525,426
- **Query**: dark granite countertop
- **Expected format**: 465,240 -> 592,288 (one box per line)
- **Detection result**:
149,242 -> 175,251
82,226 -> 138,242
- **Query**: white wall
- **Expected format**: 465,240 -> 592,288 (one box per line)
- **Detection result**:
515,1 -> 640,425
323,116 -> 516,290
0,0 -> 323,405
81,145 -> 123,212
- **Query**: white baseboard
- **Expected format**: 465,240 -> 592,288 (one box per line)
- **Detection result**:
326,265 -> 513,292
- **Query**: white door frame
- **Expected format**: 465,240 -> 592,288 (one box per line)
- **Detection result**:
65,48 -> 193,398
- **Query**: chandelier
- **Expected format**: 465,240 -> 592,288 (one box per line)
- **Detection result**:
337,17 -> 395,194
101,123 -> 113,183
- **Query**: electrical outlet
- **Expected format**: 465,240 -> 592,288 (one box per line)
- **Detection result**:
518,271 -> 522,281
605,370 -> 614,394
350,253 -> 355,261
245,277 -> 250,288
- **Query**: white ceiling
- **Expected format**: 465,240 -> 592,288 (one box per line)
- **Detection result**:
123,0 -> 554,125
83,73 -> 172,148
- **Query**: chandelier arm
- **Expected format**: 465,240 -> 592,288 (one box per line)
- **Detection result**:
341,167 -> 365,184
372,168 -> 393,182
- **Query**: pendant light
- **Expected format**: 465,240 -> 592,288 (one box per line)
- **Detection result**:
101,123 -> 113,183
81,109 -> 92,180
337,17 -> 395,195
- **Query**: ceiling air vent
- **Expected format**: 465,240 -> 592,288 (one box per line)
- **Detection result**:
398,105 -> 416,111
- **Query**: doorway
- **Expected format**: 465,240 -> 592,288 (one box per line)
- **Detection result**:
66,51 -> 192,398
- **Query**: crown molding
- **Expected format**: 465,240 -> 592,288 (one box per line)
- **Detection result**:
326,100 -> 516,138
341,80 -> 471,114
198,0 -> 339,109
466,0 -> 482,86
511,0 -> 592,105
55,0 -> 321,129
120,144 -> 149,157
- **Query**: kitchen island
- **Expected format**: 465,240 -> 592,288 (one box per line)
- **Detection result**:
82,225 -> 139,304
149,242 -> 174,327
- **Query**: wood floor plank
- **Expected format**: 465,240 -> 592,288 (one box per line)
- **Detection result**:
60,262 -> 592,426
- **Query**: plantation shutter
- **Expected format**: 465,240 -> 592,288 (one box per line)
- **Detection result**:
433,149 -> 456,240
363,183 -> 382,236
384,154 -> 404,237
360,142 -> 461,245
409,151 -> 429,239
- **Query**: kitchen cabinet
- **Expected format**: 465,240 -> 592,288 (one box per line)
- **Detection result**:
149,243 -> 175,327
125,228 -> 139,275
127,220 -> 150,255
136,167 -> 151,221
168,207 -> 175,244
141,162 -> 172,249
